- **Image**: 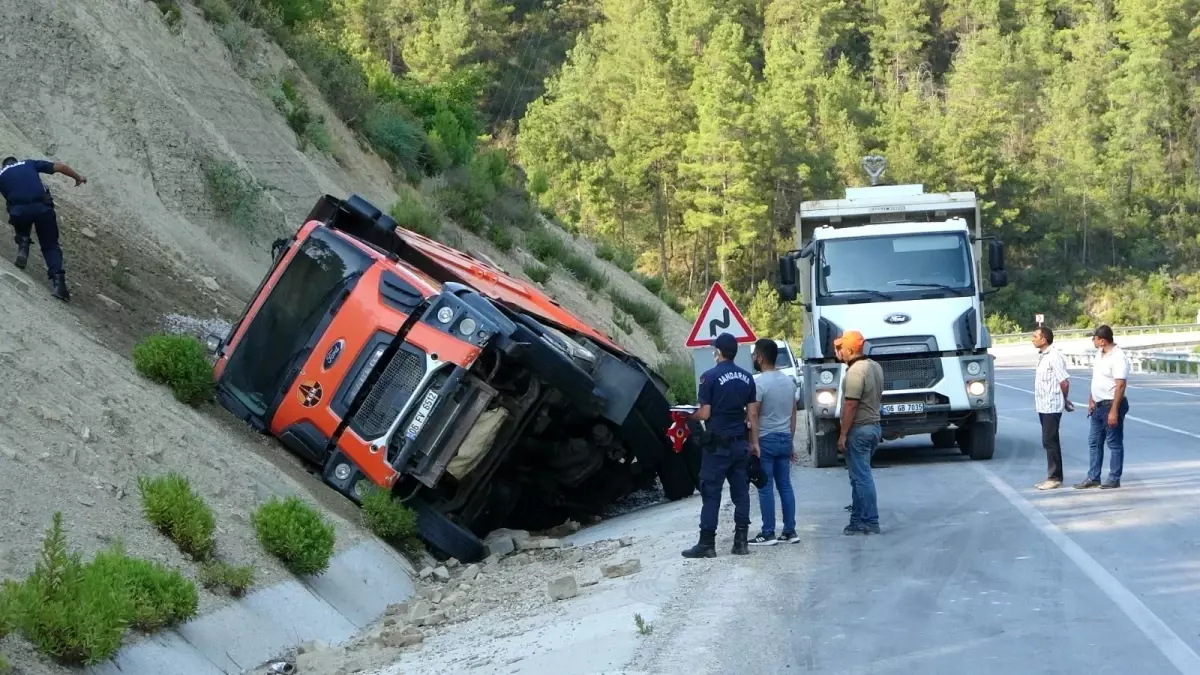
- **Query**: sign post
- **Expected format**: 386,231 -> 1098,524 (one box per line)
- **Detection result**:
685,282 -> 758,392
1035,313 -> 1044,327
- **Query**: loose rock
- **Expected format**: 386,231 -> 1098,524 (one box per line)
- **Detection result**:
483,531 -> 516,557
80,227 -> 98,239
418,566 -> 434,580
379,625 -> 424,649
565,550 -> 584,565
201,276 -> 220,292
619,536 -> 634,547
460,563 -> 481,582
601,559 -> 642,579
547,574 -> 578,601
578,568 -> 602,587
408,600 -> 433,624
432,566 -> 451,581
446,558 -> 461,569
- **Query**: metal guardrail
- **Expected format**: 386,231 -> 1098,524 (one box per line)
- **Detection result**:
992,323 -> 1200,344
1063,349 -> 1200,377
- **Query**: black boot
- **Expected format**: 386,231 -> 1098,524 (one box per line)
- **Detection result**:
14,237 -> 30,270
681,530 -> 717,558
731,526 -> 749,555
51,272 -> 70,302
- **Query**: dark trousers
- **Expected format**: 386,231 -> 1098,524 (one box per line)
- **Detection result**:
698,440 -> 751,534
11,209 -> 64,278
1039,413 -> 1064,482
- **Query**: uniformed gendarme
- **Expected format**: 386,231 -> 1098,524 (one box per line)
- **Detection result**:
0,156 -> 87,301
682,332 -> 758,558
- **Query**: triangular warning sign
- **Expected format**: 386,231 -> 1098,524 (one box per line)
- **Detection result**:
685,282 -> 757,347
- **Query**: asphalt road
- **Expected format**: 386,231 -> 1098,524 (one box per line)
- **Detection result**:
648,367 -> 1200,675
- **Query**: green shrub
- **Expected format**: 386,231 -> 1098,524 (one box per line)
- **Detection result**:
488,226 -> 515,252
490,191 -> 538,231
89,547 -> 198,632
359,487 -> 420,548
390,193 -> 442,239
200,158 -> 281,237
151,0 -> 183,30
137,473 -> 216,559
195,0 -> 234,24
216,19 -> 254,65
363,101 -> 425,178
610,290 -> 660,337
613,311 -> 632,334
132,334 -> 214,406
659,288 -> 686,314
252,497 -> 336,576
6,513 -> 133,665
562,252 -> 607,291
633,272 -> 664,295
197,561 -> 255,597
282,32 -> 373,125
660,357 -> 697,405
594,242 -> 636,272
0,654 -> 9,675
524,263 -> 551,283
525,227 -> 565,264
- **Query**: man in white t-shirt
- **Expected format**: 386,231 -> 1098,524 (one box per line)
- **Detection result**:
1031,327 -> 1073,490
1075,325 -> 1130,490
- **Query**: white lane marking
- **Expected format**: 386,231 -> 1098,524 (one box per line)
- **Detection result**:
996,382 -> 1200,440
977,465 -> 1200,674
997,367 -> 1200,398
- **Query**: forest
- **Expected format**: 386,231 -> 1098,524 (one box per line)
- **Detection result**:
175,0 -> 1200,335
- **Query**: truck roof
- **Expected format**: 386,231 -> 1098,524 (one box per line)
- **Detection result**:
811,218 -> 969,240
800,184 -> 977,221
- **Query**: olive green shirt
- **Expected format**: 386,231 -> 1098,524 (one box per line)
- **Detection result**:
843,357 -> 884,425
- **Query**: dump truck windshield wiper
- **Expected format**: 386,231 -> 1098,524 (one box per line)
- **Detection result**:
827,288 -> 894,300
892,282 -> 970,295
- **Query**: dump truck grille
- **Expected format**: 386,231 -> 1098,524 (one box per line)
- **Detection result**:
354,348 -> 426,438
880,358 -> 941,390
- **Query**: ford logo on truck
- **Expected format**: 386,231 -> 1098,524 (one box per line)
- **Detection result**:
884,313 -> 910,324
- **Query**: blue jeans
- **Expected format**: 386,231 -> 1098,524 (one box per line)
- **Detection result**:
1088,398 -> 1129,482
756,432 -> 796,537
846,424 -> 881,528
698,440 -> 751,534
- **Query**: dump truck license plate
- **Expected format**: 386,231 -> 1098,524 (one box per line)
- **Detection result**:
405,390 -> 440,440
882,402 -> 924,415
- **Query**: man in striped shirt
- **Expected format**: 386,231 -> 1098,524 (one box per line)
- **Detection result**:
1032,327 -> 1073,490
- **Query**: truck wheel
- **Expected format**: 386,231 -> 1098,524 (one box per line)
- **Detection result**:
408,498 -> 487,563
956,412 -> 996,461
808,415 -> 840,468
931,429 -> 956,449
658,438 -> 702,500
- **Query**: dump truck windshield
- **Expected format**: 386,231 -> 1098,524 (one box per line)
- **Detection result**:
220,227 -> 372,418
817,232 -> 974,305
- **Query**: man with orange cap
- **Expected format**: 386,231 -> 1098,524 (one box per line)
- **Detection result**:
834,330 -> 884,535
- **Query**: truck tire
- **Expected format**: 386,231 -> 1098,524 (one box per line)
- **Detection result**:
808,414 -> 840,468
408,498 -> 487,563
956,409 -> 997,461
931,429 -> 956,449
658,440 -> 701,500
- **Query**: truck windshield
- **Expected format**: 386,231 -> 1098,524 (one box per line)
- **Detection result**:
775,348 -> 794,368
220,227 -> 373,418
817,232 -> 974,305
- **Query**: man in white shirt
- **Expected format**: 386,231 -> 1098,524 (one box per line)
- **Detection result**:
1075,325 -> 1130,490
1032,327 -> 1073,490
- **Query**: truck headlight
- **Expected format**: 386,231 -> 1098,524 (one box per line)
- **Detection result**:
967,380 -> 987,396
819,370 -> 834,385
333,463 -> 353,481
815,390 -> 836,406
966,361 -> 982,376
437,307 -> 454,324
204,334 -> 222,354
459,317 -> 478,336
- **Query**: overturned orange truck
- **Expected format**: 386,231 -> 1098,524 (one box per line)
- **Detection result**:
208,194 -> 702,562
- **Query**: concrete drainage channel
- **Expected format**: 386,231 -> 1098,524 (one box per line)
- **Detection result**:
86,540 -> 416,675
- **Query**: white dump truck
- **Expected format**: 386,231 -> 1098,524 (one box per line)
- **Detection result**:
777,156 -> 1009,467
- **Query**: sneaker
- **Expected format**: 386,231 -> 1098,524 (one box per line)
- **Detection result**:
1074,479 -> 1102,489
844,504 -> 852,511
1100,480 -> 1121,489
777,532 -> 801,544
843,524 -> 869,536
749,532 -> 779,546
1035,480 -> 1062,490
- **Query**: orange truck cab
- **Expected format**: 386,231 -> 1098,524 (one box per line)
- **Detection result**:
209,194 -> 701,561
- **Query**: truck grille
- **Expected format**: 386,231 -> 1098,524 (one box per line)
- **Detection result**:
354,348 -> 426,438
880,358 -> 941,390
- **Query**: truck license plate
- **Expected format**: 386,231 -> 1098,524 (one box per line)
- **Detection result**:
882,402 -> 924,415
405,390 -> 440,440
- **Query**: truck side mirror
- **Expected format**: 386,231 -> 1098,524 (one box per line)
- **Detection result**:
989,269 -> 1008,288
777,255 -> 798,302
988,239 -> 1006,272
